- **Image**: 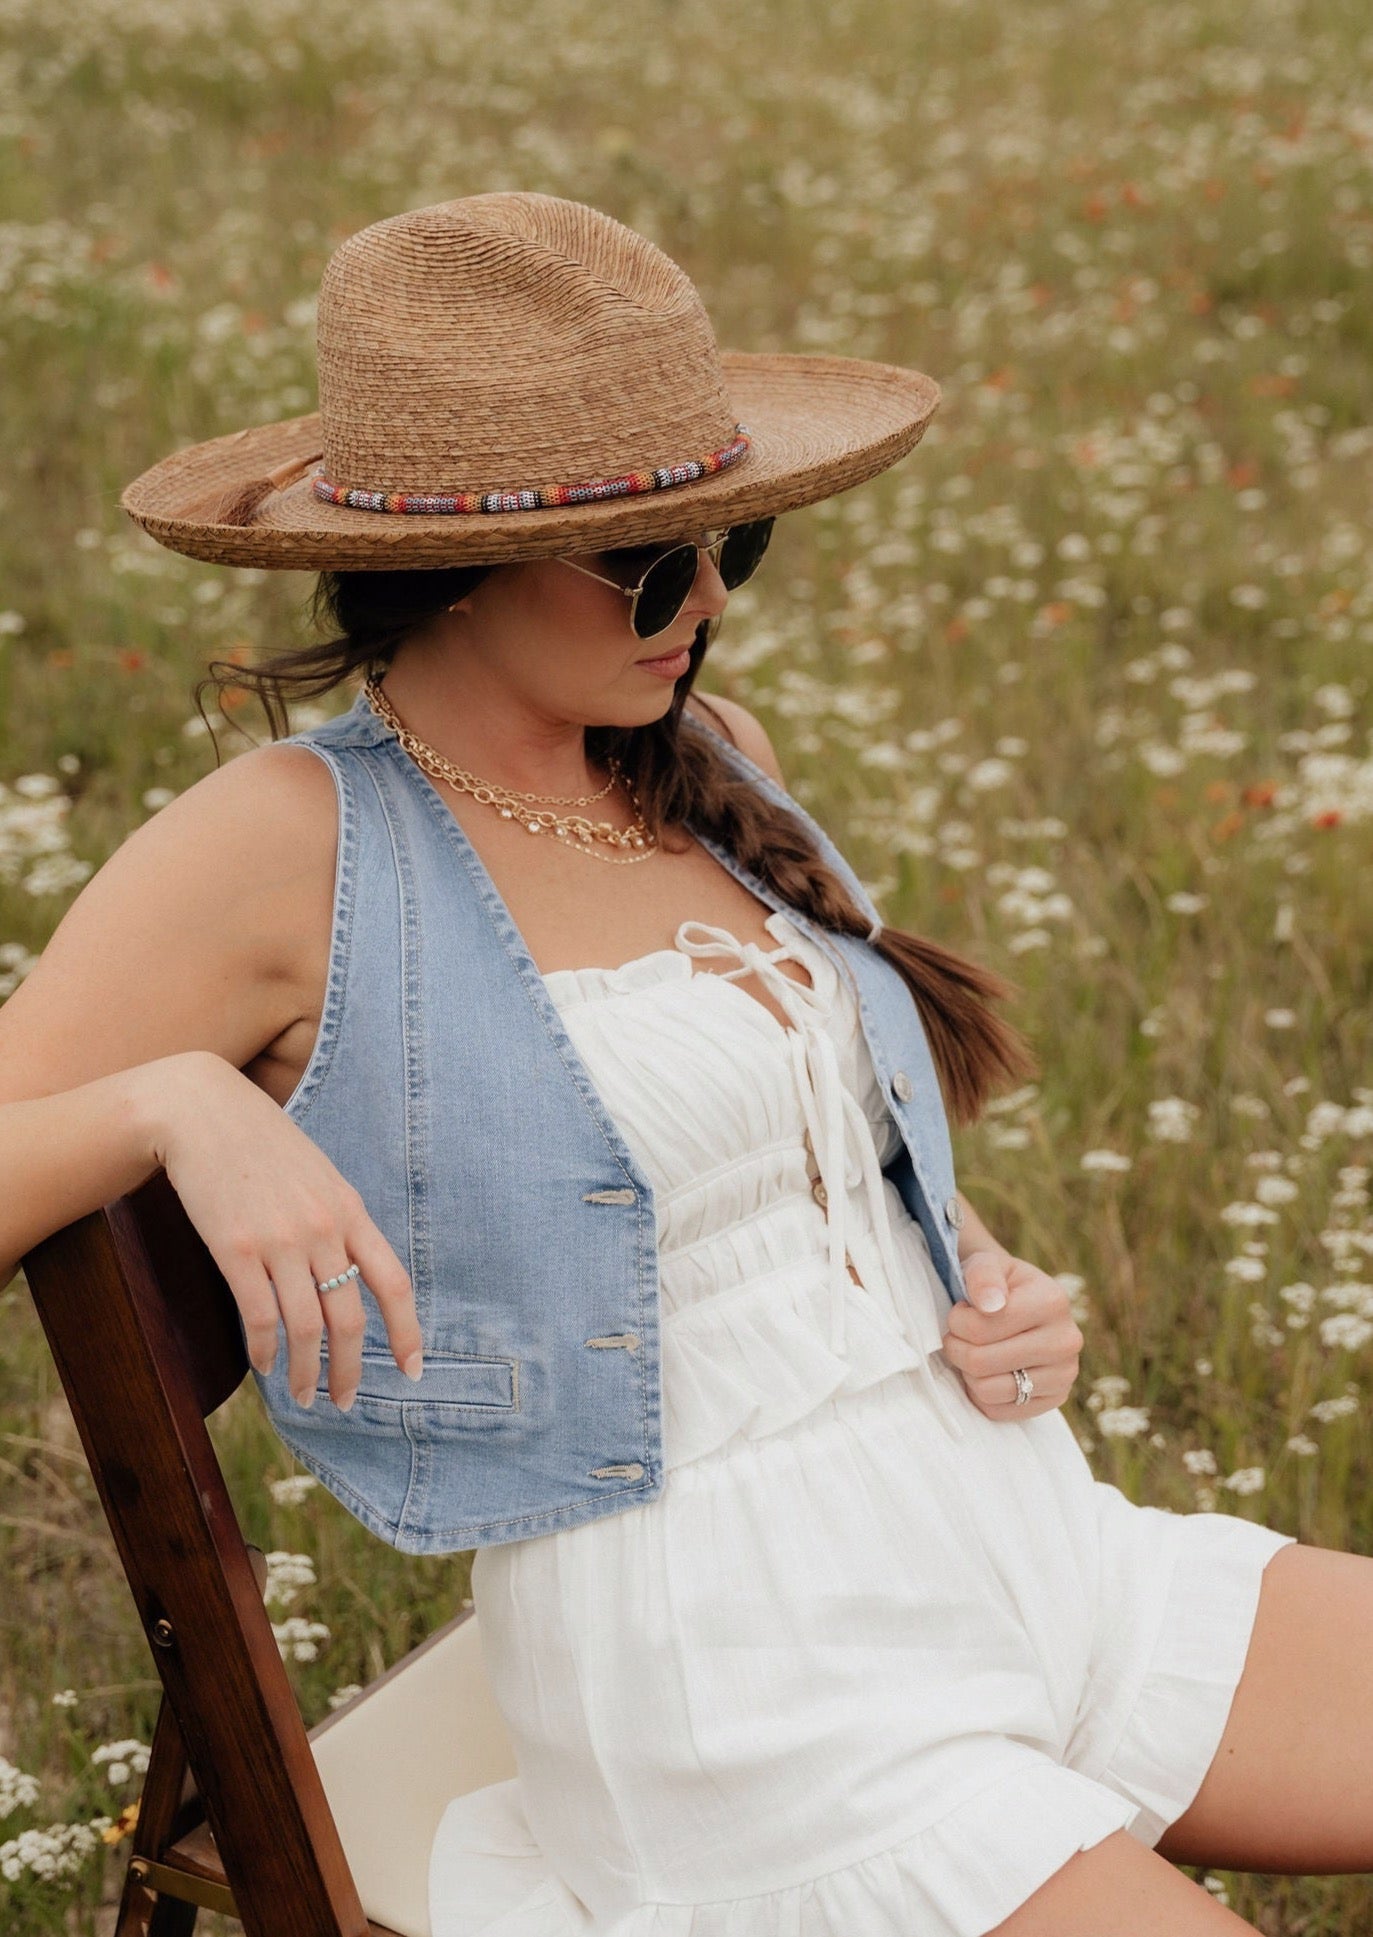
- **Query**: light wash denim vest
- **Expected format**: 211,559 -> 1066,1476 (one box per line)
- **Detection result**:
251,688 -> 969,1554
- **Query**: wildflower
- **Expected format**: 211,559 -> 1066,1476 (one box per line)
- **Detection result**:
1194,1358 -> 1214,1376
1264,1008 -> 1297,1029
49,1689 -> 79,1709
1308,1392 -> 1360,1422
272,1617 -> 330,1664
0,1758 -> 41,1819
1,1819 -> 108,1883
1086,1374 -> 1131,1411
1182,1448 -> 1218,1475
1098,1406 -> 1151,1438
1081,1149 -> 1132,1173
268,1474 -> 320,1507
263,1550 -> 317,1608
1220,1466 -> 1266,1494
1220,1201 -> 1279,1227
1148,1098 -> 1199,1143
1227,1257 -> 1267,1282
1319,1313 -> 1373,1352
327,1684 -> 364,1711
101,1800 -> 140,1847
1164,890 -> 1208,914
1285,1435 -> 1319,1457
91,1740 -> 150,1787
1255,1175 -> 1299,1206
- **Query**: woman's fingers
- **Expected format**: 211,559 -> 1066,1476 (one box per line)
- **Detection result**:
267,1250 -> 330,1407
339,1206 -> 424,1383
309,1260 -> 367,1411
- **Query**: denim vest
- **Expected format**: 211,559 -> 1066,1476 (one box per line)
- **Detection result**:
251,688 -> 969,1554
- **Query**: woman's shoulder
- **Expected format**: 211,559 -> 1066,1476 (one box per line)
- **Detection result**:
683,692 -> 785,787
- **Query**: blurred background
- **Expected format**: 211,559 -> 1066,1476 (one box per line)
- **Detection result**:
1,0 -> 1370,1927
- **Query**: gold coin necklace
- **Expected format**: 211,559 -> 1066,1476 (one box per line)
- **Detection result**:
362,676 -> 660,865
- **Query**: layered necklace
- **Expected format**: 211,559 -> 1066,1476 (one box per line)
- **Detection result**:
362,675 -> 660,865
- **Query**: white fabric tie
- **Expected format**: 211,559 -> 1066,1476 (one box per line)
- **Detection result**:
673,920 -> 966,1442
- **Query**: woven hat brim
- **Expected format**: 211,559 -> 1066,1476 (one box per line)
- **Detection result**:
118,351 -> 939,571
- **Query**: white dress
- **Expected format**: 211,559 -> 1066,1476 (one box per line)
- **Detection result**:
429,909 -> 1296,1937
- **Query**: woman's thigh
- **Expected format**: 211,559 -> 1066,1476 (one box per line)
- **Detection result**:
1155,1540 -> 1373,1873
984,1829 -> 1259,1935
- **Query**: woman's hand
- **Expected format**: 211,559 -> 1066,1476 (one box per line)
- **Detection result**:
151,1051 -> 423,1413
939,1247 -> 1084,1423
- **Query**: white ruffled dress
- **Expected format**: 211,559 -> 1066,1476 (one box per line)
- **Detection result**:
429,910 -> 1296,1937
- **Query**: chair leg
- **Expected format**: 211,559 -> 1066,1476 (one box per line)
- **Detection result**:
148,1894 -> 198,1936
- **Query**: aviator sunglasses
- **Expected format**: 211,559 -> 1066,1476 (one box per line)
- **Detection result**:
555,518 -> 775,640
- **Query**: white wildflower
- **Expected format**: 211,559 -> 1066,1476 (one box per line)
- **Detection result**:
1081,1149 -> 1132,1173
0,1758 -> 41,1819
1148,1097 -> 1199,1142
1220,1201 -> 1280,1228
272,1617 -> 331,1664
1098,1406 -> 1151,1438
263,1550 -> 317,1609
1285,1434 -> 1319,1457
268,1474 -> 320,1507
1320,1312 -> 1373,1352
1182,1448 -> 1218,1475
91,1740 -> 149,1786
1220,1465 -> 1266,1494
1165,890 -> 1209,914
1308,1392 -> 1360,1422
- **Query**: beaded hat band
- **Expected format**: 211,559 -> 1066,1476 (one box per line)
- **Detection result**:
119,192 -> 941,572
310,423 -> 752,517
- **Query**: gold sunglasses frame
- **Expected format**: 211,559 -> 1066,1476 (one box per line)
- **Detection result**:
554,527 -> 742,639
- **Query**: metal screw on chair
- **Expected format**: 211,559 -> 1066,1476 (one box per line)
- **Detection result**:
128,1858 -> 151,1881
150,1616 -> 175,1648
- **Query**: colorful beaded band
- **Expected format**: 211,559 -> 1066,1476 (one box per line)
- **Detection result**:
310,424 -> 751,515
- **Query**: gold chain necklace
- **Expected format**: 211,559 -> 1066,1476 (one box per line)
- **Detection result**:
362,676 -> 660,866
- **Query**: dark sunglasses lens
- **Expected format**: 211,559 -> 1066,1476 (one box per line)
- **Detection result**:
633,544 -> 700,639
718,518 -> 774,590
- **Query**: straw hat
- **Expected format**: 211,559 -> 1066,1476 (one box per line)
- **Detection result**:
119,192 -> 941,572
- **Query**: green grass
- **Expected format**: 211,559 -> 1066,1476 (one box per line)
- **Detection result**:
1,0 -> 1371,1927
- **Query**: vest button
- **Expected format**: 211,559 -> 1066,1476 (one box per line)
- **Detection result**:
945,1195 -> 964,1229
810,1176 -> 829,1208
892,1069 -> 913,1102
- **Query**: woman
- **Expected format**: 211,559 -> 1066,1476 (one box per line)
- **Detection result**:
2,193 -> 1366,1936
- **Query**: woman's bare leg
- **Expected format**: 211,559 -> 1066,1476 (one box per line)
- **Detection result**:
1153,1540 -> 1373,1873
983,1830 -> 1260,1935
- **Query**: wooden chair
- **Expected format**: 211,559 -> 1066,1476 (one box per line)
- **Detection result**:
20,1169 -> 519,1937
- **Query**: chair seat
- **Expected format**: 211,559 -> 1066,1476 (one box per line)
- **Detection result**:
162,1608 -> 517,1937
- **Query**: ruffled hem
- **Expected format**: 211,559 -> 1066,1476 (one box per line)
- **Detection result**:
660,1256 -> 930,1469
1088,1511 -> 1299,1846
429,1757 -> 1141,1937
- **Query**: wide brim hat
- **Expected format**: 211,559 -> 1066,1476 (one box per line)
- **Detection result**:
119,192 -> 941,572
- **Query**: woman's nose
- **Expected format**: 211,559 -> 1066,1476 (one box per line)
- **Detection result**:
693,547 -> 730,617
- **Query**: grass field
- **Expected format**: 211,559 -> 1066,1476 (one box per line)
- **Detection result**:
1,0 -> 1371,1927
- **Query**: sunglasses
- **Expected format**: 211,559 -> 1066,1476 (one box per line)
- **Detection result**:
555,518 -> 774,640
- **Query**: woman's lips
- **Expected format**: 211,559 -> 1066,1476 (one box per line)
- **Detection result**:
635,646 -> 691,678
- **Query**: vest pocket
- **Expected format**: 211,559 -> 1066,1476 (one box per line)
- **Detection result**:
313,1346 -> 519,1409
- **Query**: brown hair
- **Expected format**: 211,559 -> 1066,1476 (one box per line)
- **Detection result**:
195,560 -> 1037,1126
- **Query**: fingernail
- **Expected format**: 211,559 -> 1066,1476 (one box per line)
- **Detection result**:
294,1386 -> 315,1409
981,1288 -> 1007,1312
336,1390 -> 356,1413
403,1352 -> 424,1383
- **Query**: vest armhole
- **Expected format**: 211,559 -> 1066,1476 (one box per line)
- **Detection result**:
275,737 -> 358,1124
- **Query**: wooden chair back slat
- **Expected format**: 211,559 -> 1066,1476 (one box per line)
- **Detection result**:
22,1176 -> 372,1937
